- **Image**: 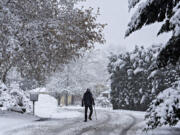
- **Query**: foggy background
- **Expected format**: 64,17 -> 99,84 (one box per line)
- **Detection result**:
80,0 -> 172,51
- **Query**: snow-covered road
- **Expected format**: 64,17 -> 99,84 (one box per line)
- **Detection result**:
0,109 -> 135,135
1,94 -> 180,135
1,108 -> 180,135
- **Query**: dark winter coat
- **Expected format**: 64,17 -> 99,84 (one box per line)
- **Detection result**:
82,91 -> 95,107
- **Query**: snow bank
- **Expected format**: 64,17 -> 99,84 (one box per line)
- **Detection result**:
35,94 -> 81,119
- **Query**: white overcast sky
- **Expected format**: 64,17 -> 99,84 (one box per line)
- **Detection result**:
79,0 -> 172,51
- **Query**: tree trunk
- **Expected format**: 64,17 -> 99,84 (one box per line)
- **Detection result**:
71,95 -> 74,105
2,67 -> 9,84
58,96 -> 61,106
2,73 -> 7,84
65,94 -> 68,106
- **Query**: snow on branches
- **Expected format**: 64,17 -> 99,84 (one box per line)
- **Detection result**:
126,0 -> 180,37
145,80 -> 180,130
0,0 -> 105,84
126,0 -> 180,67
128,0 -> 141,11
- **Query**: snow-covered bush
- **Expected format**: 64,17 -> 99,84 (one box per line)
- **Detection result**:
96,96 -> 112,108
145,80 -> 180,130
0,82 -> 31,113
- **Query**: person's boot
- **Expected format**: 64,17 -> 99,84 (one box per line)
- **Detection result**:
89,117 -> 92,120
84,119 -> 87,122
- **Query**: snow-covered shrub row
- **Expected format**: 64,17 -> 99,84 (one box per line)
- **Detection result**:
145,80 -> 180,130
0,82 -> 31,113
108,45 -> 180,111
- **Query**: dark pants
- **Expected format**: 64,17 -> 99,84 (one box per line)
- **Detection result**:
85,105 -> 93,120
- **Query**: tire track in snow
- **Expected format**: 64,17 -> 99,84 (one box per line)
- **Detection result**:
5,118 -> 82,135
5,108 -> 84,135
120,114 -> 136,135
78,111 -> 135,135
4,110 -> 141,135
5,110 -> 109,135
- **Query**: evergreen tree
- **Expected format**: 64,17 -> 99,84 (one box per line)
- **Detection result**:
127,0 -> 180,67
145,80 -> 180,130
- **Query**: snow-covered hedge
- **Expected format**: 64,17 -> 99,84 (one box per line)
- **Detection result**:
108,45 -> 160,111
108,45 -> 180,111
145,81 -> 180,130
0,82 -> 32,113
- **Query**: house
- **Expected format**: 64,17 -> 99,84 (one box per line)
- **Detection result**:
55,90 -> 82,106
101,90 -> 111,99
93,84 -> 110,97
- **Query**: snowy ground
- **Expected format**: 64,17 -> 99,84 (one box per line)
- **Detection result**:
0,111 -> 38,135
0,94 -> 180,135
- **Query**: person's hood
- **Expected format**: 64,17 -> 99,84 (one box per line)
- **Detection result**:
85,90 -> 91,94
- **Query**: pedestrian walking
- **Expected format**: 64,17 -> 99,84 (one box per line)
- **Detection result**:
82,88 -> 95,122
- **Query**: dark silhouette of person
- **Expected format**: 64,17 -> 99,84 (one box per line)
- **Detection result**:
82,88 -> 95,122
